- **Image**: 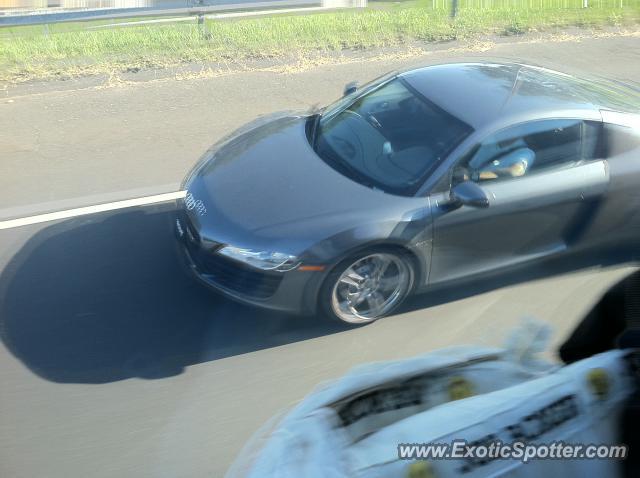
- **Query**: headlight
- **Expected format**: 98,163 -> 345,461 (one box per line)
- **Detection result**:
218,246 -> 299,272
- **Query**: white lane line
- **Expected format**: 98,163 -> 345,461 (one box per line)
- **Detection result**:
0,190 -> 186,230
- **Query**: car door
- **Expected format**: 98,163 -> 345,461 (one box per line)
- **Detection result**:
428,118 -> 609,284
574,113 -> 640,253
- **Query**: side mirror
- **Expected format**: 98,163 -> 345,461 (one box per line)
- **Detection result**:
450,181 -> 490,208
343,81 -> 358,97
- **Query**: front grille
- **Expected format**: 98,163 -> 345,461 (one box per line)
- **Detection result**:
179,210 -> 201,245
178,214 -> 283,299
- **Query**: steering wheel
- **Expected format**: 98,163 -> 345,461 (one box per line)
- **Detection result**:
348,109 -> 384,131
366,113 -> 383,130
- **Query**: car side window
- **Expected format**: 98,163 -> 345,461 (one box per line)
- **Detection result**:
455,119 -> 601,184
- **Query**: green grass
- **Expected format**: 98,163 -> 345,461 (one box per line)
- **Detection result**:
1,3 -> 639,82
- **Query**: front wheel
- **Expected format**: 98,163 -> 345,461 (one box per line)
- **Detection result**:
320,250 -> 414,325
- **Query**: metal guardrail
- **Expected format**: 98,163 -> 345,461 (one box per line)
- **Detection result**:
0,0 -> 362,27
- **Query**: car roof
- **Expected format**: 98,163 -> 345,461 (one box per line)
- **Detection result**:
399,62 -> 638,129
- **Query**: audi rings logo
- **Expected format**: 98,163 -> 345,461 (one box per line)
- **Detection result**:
184,192 -> 207,216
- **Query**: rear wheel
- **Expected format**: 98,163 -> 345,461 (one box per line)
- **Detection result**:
320,250 -> 414,325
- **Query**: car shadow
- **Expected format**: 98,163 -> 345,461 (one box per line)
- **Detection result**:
0,204 -> 350,384
0,202 -> 634,385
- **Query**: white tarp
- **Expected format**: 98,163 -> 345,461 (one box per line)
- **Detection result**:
227,346 -> 633,478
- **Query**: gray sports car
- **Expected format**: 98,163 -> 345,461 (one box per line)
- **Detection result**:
176,62 -> 640,324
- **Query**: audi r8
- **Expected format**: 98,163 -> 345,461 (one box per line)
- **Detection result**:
176,62 -> 640,324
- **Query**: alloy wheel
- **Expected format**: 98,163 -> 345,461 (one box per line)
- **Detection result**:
331,252 -> 412,324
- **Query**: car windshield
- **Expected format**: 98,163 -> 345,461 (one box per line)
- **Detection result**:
321,71 -> 397,118
312,77 -> 473,195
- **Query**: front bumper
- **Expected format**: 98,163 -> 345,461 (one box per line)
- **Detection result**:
175,213 -> 321,315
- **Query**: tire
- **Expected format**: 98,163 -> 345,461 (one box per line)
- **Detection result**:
319,248 -> 415,325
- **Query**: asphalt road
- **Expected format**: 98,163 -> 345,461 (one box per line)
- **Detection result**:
0,31 -> 639,478
0,201 -> 636,478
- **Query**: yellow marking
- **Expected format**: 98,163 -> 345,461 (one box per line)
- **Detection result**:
448,376 -> 474,401
407,461 -> 435,478
587,368 -> 610,399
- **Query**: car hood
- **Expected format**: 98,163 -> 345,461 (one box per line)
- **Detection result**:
183,115 -> 414,254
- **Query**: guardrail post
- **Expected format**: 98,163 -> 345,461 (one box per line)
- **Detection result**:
582,0 -> 588,7
196,13 -> 211,40
450,0 -> 458,18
